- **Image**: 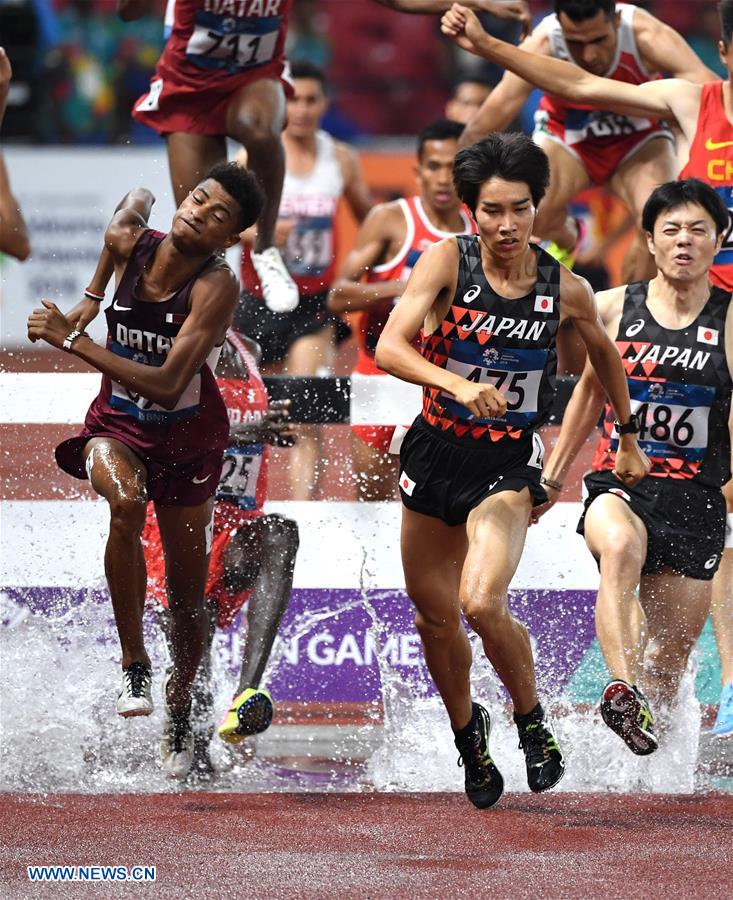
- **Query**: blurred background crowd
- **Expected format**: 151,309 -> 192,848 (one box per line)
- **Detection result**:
1,0 -> 726,145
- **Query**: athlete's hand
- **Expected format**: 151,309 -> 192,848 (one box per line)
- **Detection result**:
73,297 -> 103,332
474,1 -> 531,39
529,484 -> 561,526
229,399 -> 296,447
452,378 -> 507,419
612,436 -> 650,487
441,4 -> 493,53
27,299 -> 73,348
262,399 -> 297,447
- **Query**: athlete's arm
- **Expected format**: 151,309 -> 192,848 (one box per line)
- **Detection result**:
457,18 -> 544,146
327,203 -> 406,313
443,4 -> 702,140
0,153 -> 30,261
64,189 -> 155,331
376,0 -> 530,36
230,400 -> 296,448
116,0 -> 157,22
376,239 -> 507,418
561,271 -> 648,486
541,288 -> 624,492
633,6 -> 719,83
28,267 -> 239,410
336,143 -> 373,224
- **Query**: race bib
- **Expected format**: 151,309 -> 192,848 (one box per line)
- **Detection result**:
108,342 -> 201,424
611,379 -> 715,462
185,12 -> 280,73
216,445 -> 264,509
440,345 -> 547,427
282,216 -> 333,277
564,110 -> 653,145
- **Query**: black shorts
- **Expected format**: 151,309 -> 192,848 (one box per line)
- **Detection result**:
578,471 -> 727,581
234,290 -> 351,365
398,416 -> 548,526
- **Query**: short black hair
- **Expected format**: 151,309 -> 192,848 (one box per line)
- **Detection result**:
641,178 -> 730,236
720,0 -> 733,46
555,0 -> 615,22
450,74 -> 494,95
205,161 -> 264,232
290,59 -> 326,86
453,133 -> 550,212
417,118 -> 465,160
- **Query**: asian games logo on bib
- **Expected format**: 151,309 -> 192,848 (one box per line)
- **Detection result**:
221,18 -> 236,33
647,382 -> 664,400
482,347 -> 499,365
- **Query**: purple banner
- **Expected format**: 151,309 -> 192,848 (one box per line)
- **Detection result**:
3,587 -> 597,702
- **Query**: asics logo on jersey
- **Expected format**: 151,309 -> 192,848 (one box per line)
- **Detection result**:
625,319 -> 645,337
113,299 -> 132,311
704,554 -> 719,570
705,138 -> 733,151
463,285 -> 481,304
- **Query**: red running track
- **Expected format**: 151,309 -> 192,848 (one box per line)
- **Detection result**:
2,792 -> 731,898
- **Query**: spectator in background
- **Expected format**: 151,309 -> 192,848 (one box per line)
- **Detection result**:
0,46 -> 31,261
286,0 -> 332,70
237,61 -> 372,500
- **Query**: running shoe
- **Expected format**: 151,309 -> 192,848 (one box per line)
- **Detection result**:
600,680 -> 658,755
712,682 -> 733,737
455,703 -> 504,809
116,662 -> 153,718
542,218 -> 586,270
218,687 -> 274,745
516,710 -> 565,792
160,674 -> 194,779
251,247 -> 299,313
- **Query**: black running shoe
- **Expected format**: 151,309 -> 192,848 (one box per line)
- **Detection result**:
455,703 -> 504,809
600,680 -> 658,755
517,712 -> 565,792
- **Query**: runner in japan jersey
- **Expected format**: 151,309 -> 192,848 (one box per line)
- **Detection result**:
534,3 -> 671,184
680,82 -> 733,293
358,195 -> 476,377
593,281 -> 732,486
421,234 -> 560,443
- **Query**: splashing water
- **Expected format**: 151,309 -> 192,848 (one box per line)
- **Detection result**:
0,583 -> 711,795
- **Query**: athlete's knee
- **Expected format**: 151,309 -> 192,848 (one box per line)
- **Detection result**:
262,514 -> 300,554
108,495 -> 147,537
461,592 -> 510,634
231,113 -> 281,152
593,526 -> 644,574
414,608 -> 461,642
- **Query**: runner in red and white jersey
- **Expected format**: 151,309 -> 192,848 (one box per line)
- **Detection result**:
446,1 -> 716,282
142,328 -> 300,775
236,61 -> 371,501
328,119 -> 475,500
440,0 -> 733,735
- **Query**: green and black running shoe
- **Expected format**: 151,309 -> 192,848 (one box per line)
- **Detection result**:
517,711 -> 565,792
455,703 -> 504,809
600,680 -> 658,755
